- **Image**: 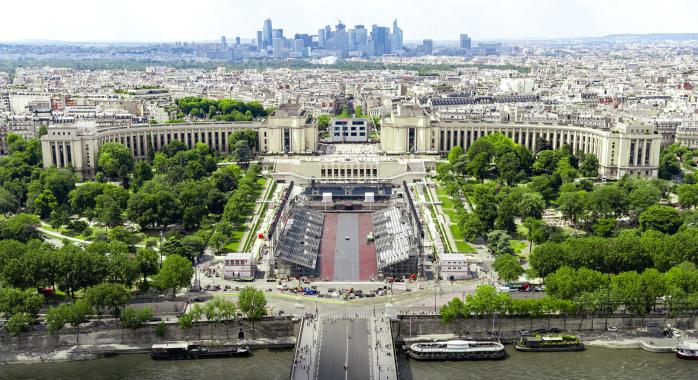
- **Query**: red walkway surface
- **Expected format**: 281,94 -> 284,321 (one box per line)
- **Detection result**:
358,213 -> 378,280
318,213 -> 337,281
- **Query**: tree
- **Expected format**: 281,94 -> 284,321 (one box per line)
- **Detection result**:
95,186 -> 129,227
658,151 -> 682,180
447,146 -> 465,165
136,248 -> 160,288
522,217 -> 543,253
466,151 -> 491,182
238,287 -> 267,330
0,186 -> 18,214
495,151 -> 522,185
97,142 -> 135,186
640,268 -> 665,312
592,218 -> 616,237
0,213 -> 40,243
628,183 -> 661,218
34,189 -> 58,218
639,205 -> 682,234
209,229 -> 230,255
587,185 -> 628,220
677,184 -> 698,209
132,161 -> 153,189
464,285 -> 509,316
517,192 -> 546,219
154,254 -> 194,298
107,226 -> 133,247
232,140 -> 252,163
457,211 -> 485,242
66,299 -> 91,345
610,271 -> 645,315
534,138 -> 552,154
0,288 -> 43,319
46,303 -> 70,334
85,283 -> 131,319
486,230 -> 514,256
440,297 -> 466,323
493,254 -> 524,282
579,154 -> 599,178
530,242 -> 566,277
121,307 -> 153,331
317,115 -> 331,130
69,182 -> 104,216
216,297 -> 238,339
178,311 -> 194,338
4,312 -> 34,348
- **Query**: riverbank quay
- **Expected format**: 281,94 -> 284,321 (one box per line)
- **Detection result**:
391,315 -> 697,347
0,316 -> 298,365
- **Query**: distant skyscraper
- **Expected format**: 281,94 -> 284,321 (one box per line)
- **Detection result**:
354,25 -> 367,52
334,21 -> 348,55
371,25 -> 390,56
459,34 -> 472,50
256,31 -> 264,50
391,19 -> 403,53
272,37 -> 286,58
263,18 -> 273,48
220,35 -> 227,48
422,39 -> 433,55
273,28 -> 283,39
317,28 -> 326,48
235,36 -> 241,46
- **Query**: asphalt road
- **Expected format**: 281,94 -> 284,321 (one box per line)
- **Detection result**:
334,214 -> 360,281
317,319 -> 370,380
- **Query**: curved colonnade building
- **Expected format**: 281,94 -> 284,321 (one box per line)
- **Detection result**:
41,103 -> 662,179
381,105 -> 662,178
41,104 -> 317,175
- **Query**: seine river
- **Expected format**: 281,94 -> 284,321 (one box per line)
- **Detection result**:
2,347 -> 695,380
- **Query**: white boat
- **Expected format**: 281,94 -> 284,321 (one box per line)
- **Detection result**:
407,340 -> 507,361
676,341 -> 698,360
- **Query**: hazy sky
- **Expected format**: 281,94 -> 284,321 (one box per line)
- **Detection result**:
2,0 -> 697,42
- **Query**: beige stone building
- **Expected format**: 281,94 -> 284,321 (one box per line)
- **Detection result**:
381,104 -> 662,178
40,104 -> 317,176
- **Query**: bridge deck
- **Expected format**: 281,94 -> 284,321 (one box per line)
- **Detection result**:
291,317 -> 397,380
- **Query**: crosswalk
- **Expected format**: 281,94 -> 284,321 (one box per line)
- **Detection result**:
322,313 -> 374,320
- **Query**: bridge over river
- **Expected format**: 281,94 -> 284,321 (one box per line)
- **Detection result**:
291,316 -> 397,380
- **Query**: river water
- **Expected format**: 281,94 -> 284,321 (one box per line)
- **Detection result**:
1,347 -> 695,380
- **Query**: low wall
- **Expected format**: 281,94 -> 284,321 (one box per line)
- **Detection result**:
0,317 -> 299,351
391,315 -> 697,343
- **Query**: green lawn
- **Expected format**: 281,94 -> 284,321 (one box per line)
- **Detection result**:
225,228 -> 246,252
435,186 -> 456,210
449,224 -> 476,253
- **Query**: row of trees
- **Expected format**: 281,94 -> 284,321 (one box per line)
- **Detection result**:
175,97 -> 267,121
0,233 -> 194,296
530,227 -> 698,277
447,135 -> 599,187
544,263 -> 698,316
178,288 -> 267,339
440,285 -> 577,322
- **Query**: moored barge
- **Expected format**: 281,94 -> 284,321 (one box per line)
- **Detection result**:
151,341 -> 251,360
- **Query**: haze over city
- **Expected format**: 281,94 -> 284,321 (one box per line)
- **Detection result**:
2,0 -> 698,42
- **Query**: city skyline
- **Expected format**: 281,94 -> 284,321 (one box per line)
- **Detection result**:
1,0 -> 697,43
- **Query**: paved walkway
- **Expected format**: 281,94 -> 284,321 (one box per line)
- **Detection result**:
370,317 -> 398,380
